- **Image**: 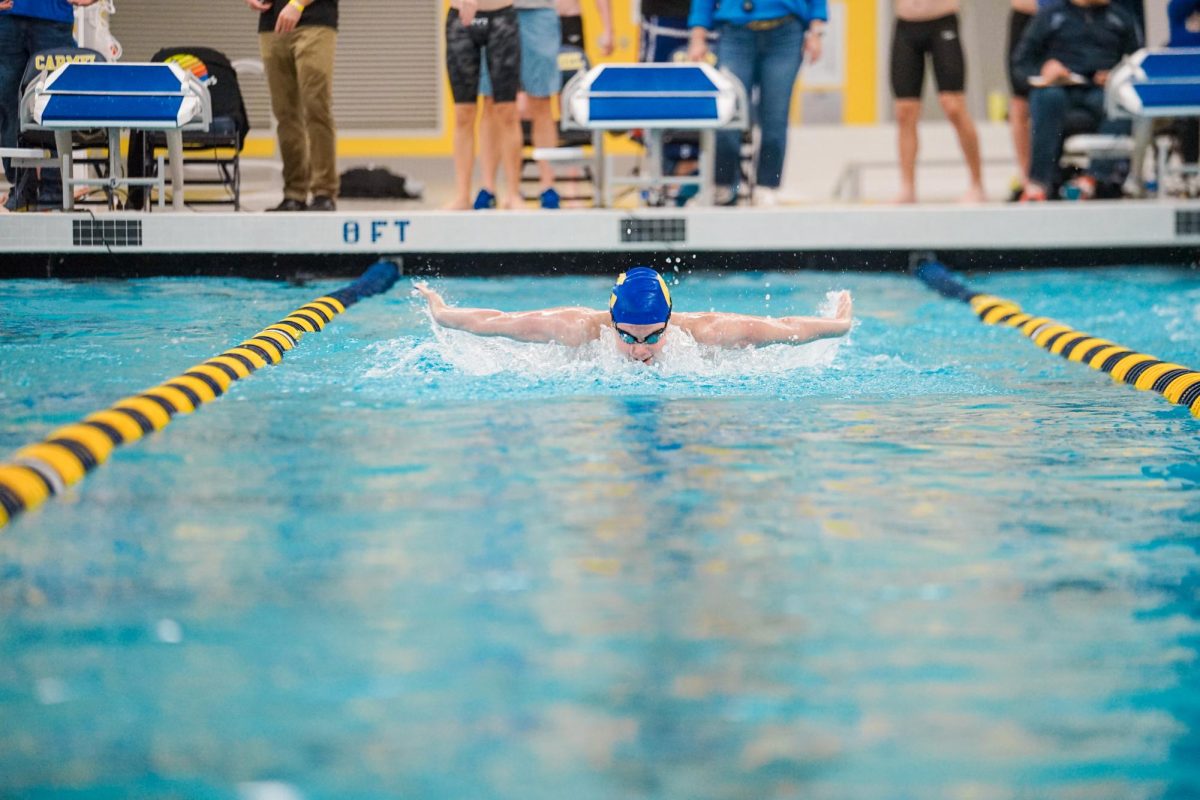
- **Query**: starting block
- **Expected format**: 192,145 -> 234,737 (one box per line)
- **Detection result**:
561,63 -> 748,207
1106,48 -> 1200,196
19,61 -> 211,210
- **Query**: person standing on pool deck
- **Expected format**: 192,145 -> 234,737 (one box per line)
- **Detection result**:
1007,0 -> 1038,201
246,0 -> 339,212
414,267 -> 853,365
475,0 -> 564,210
0,0 -> 99,213
890,0 -> 985,204
444,0 -> 523,210
687,0 -> 827,207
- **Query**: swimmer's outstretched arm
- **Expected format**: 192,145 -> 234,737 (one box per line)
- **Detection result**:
678,290 -> 853,347
413,283 -> 603,345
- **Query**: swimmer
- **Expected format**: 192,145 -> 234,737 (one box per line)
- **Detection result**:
414,266 -> 853,365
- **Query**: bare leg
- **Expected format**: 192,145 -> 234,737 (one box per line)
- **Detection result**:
894,98 -> 921,203
445,102 -> 479,210
939,91 -> 985,202
1009,94 -> 1031,186
492,100 -> 525,208
478,96 -> 500,196
526,94 -> 557,193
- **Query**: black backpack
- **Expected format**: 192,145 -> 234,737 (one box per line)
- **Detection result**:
338,166 -> 422,199
150,46 -> 250,148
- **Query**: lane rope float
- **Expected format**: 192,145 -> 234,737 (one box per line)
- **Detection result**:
913,256 -> 1200,419
0,258 -> 400,531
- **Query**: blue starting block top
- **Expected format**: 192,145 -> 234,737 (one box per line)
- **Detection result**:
1137,49 -> 1200,80
565,63 -> 744,129
30,62 -> 209,130
1110,48 -> 1200,117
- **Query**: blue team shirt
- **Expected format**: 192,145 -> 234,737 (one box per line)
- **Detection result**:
688,0 -> 828,30
1169,0 -> 1200,46
10,0 -> 75,23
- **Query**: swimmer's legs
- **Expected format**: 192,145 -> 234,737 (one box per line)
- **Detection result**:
492,100 -> 524,208
480,97 -> 501,199
1009,94 -> 1031,187
939,91 -> 985,202
446,102 -> 479,210
894,98 -> 920,203
526,94 -> 557,194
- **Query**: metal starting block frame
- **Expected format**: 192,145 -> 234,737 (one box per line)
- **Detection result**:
1106,48 -> 1200,196
18,61 -> 211,210
561,63 -> 748,207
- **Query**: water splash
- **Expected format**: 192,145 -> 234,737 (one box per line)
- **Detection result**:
364,290 -> 848,384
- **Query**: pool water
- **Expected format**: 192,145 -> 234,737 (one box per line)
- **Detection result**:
1,267 -> 1198,799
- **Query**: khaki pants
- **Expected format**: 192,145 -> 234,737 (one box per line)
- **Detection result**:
259,25 -> 338,201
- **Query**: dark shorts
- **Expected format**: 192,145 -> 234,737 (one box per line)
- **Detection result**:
890,13 -> 966,99
445,6 -> 520,104
560,13 -> 583,48
1007,9 -> 1034,98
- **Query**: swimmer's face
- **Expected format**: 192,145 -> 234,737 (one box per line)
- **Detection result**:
613,321 -> 669,364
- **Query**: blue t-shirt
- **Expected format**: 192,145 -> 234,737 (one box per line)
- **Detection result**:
1169,0 -> 1200,46
688,0 -> 828,30
10,0 -> 75,24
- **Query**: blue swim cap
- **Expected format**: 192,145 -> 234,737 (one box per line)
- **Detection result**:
609,267 -> 672,325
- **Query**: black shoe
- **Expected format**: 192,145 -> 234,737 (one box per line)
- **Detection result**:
308,195 -> 336,211
267,198 -> 307,212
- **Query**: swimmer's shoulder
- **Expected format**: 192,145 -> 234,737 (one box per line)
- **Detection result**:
534,307 -> 608,345
672,311 -> 724,334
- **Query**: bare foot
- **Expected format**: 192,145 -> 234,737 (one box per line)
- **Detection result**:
442,197 -> 472,210
835,290 -> 853,321
893,187 -> 916,204
960,185 -> 986,204
499,194 -> 526,210
412,281 -> 442,306
412,282 -> 448,324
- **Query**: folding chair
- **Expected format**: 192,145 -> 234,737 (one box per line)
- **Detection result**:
128,46 -> 249,210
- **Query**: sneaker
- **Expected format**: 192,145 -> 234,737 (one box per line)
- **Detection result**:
673,182 -> 699,207
539,187 -> 560,209
267,198 -> 307,212
752,187 -> 779,207
1008,177 -> 1025,203
1060,175 -> 1096,201
713,185 -> 737,206
473,188 -> 496,210
1019,183 -> 1047,202
308,195 -> 337,211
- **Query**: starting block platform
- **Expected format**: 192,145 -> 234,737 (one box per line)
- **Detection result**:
19,61 -> 211,210
1108,48 -> 1200,119
1107,48 -> 1200,196
562,63 -> 747,207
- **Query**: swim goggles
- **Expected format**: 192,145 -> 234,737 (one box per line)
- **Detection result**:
614,324 -> 668,345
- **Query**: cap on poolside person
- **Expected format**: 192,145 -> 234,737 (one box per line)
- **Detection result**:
609,267 -> 672,325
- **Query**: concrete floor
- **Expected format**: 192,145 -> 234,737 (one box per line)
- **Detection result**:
2,121 -> 1028,213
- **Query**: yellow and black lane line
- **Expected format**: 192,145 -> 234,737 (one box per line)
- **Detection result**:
913,257 -> 1200,418
0,259 -> 399,531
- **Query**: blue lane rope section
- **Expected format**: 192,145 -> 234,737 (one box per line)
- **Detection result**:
0,259 -> 400,531
913,256 -> 1200,419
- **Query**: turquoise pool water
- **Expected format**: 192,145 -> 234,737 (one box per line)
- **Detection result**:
1,267 -> 1198,799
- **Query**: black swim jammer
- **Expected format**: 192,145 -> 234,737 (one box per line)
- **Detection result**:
560,13 -> 584,48
890,13 -> 966,99
445,6 -> 521,104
